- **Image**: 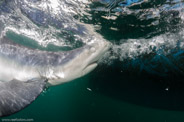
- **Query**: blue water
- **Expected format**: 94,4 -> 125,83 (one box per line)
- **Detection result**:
1,0 -> 184,122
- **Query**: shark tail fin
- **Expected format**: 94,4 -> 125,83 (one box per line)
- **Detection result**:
0,78 -> 47,117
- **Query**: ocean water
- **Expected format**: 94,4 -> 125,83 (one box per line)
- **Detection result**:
1,0 -> 184,122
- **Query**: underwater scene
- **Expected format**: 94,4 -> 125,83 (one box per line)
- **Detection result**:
1,0 -> 184,121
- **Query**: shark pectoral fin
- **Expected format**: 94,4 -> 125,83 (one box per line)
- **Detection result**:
0,78 -> 47,117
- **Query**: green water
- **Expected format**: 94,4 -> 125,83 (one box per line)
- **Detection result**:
6,31 -> 83,51
2,71 -> 184,122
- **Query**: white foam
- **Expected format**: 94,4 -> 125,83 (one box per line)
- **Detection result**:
108,32 -> 184,62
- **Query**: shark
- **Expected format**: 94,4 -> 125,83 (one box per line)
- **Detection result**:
0,36 -> 110,116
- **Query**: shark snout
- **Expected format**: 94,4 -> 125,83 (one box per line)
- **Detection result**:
47,40 -> 111,85
85,40 -> 111,70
